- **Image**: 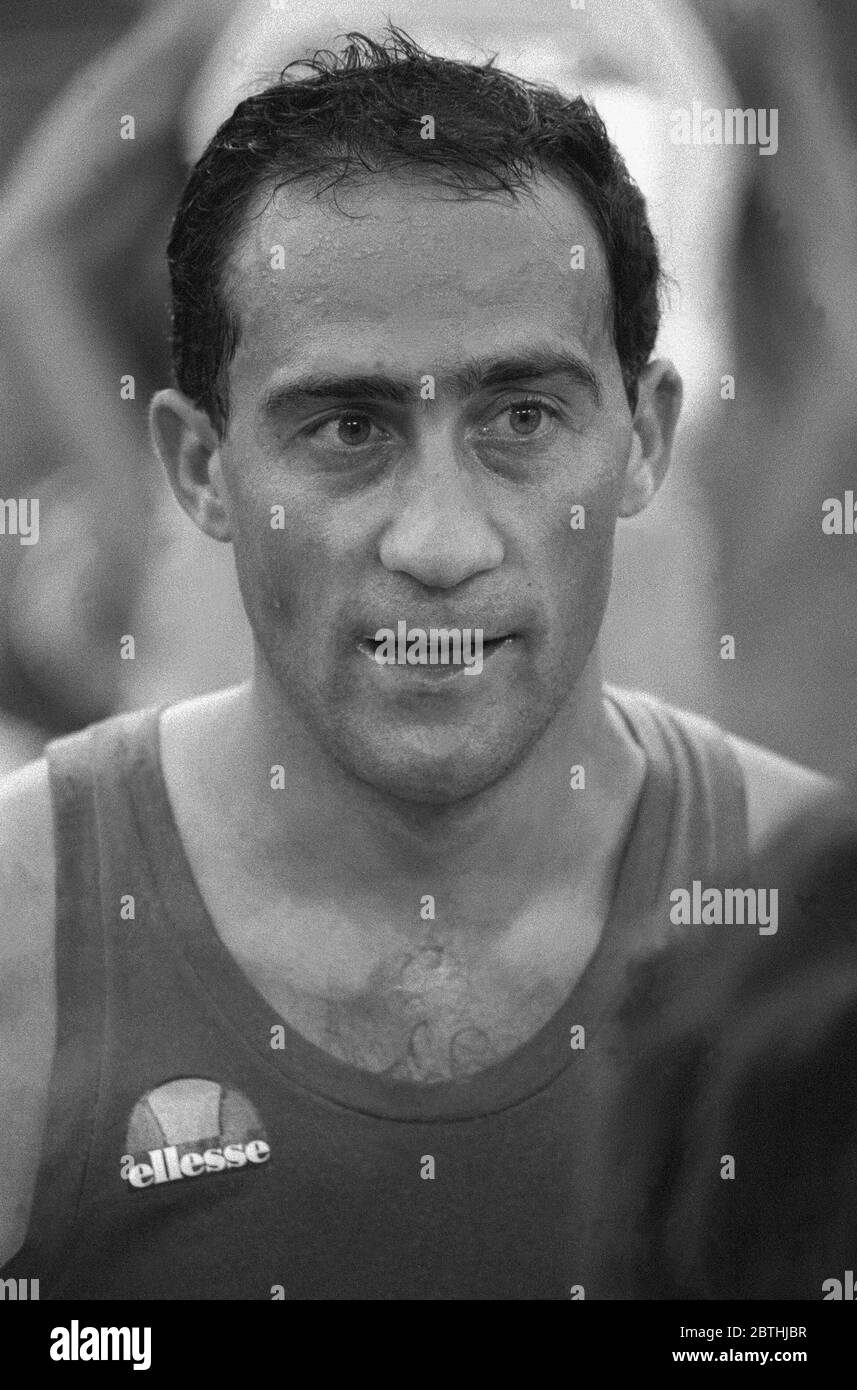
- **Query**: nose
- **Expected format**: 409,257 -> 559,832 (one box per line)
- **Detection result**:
378,439 -> 504,589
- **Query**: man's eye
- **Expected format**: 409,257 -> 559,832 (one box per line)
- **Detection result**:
306,412 -> 385,449
478,397 -> 559,441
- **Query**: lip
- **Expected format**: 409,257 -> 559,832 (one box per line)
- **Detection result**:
356,632 -> 518,678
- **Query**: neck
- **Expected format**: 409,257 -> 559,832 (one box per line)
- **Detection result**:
204,647 -> 642,920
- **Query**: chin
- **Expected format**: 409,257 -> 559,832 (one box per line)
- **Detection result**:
361,762 -> 498,806
335,719 -> 545,807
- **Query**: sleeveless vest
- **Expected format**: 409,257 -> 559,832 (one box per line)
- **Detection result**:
2,687 -> 747,1298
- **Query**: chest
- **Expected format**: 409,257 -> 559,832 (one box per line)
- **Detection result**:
165,772 -> 612,1083
220,895 -> 604,1082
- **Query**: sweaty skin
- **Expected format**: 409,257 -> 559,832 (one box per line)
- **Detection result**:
0,165 -> 839,1267
208,175 -> 643,807
149,173 -> 677,1077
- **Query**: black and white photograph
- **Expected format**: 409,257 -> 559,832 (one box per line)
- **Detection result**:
1,0 -> 856,1358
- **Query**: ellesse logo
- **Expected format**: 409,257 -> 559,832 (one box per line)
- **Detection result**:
120,1078 -> 270,1190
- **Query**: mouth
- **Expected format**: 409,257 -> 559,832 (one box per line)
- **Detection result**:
356,633 -> 518,670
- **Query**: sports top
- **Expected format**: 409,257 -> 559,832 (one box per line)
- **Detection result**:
1,687 -> 747,1299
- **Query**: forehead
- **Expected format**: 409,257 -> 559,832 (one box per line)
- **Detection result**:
225,172 -> 615,400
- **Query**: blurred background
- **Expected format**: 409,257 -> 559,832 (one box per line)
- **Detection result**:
1,0 -> 855,777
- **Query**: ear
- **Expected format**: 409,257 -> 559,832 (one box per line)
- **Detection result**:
149,389 -> 233,541
619,359 -> 683,518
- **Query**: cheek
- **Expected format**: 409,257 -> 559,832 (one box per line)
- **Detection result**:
551,458 -> 624,566
222,478 -> 303,619
229,486 -> 356,633
541,415 -> 629,517
536,468 -> 623,631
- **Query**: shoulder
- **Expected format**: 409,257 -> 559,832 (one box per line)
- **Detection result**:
0,755 -> 54,915
725,733 -> 842,856
0,756 -> 56,1269
609,688 -> 842,857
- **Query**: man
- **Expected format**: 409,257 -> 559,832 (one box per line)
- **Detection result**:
0,31 -> 836,1300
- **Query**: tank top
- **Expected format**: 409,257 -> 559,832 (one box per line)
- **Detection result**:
1,686 -> 748,1299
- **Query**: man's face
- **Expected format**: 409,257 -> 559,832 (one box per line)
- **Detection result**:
217,173 -> 637,803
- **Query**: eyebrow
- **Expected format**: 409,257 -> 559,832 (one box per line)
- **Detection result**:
261,346 -> 602,416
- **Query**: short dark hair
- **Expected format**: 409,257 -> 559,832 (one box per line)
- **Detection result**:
167,26 -> 663,435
